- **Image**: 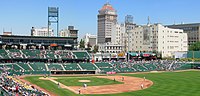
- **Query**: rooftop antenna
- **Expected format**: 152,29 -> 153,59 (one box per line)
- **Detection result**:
147,16 -> 150,25
106,0 -> 110,4
173,20 -> 176,25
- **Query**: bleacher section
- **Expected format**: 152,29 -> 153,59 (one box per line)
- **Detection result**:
55,50 -> 73,59
63,63 -> 81,70
112,62 -> 134,72
22,49 -> 41,59
29,62 -> 46,71
0,49 -> 92,62
73,51 -> 90,59
47,63 -> 64,70
132,64 -> 147,72
45,50 -> 56,59
0,49 -> 9,59
8,49 -> 23,59
95,62 -> 115,73
79,63 -> 97,70
0,62 -> 197,75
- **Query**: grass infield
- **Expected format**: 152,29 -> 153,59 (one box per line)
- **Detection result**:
54,76 -> 123,86
24,71 -> 200,96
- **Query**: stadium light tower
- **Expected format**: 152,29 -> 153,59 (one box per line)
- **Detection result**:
48,7 -> 59,37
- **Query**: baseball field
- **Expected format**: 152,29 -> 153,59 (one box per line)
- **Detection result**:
19,70 -> 200,96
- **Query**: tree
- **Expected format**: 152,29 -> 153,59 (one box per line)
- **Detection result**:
189,42 -> 200,51
87,42 -> 92,48
79,39 -> 85,49
92,45 -> 99,53
85,42 -> 92,51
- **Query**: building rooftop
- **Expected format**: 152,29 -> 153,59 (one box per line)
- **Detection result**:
100,3 -> 115,11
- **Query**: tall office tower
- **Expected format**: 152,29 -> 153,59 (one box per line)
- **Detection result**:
97,2 -> 117,44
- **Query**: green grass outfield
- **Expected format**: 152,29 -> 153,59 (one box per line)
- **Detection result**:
24,71 -> 200,96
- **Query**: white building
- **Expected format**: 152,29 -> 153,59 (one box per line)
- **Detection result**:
31,27 -> 54,36
83,33 -> 97,48
111,23 -> 126,45
98,42 -> 124,53
129,24 -> 188,58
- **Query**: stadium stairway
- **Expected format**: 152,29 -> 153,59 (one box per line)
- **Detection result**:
142,64 -> 148,70
61,64 -> 66,71
19,50 -> 25,58
93,64 -> 101,71
27,63 -> 34,71
45,63 -> 49,71
77,63 -> 83,70
5,50 -> 11,59
16,63 -> 25,71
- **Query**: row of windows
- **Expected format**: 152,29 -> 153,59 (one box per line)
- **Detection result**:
106,46 -> 122,50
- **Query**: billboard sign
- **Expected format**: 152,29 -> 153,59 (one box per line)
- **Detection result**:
48,7 -> 58,17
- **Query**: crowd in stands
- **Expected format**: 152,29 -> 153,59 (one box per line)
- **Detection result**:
0,49 -> 84,60
0,72 -> 48,96
109,60 -> 190,72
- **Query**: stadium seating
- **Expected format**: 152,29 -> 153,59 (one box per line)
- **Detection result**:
63,63 -> 81,70
111,62 -> 133,72
0,49 -> 10,59
144,63 -> 157,71
0,74 -> 48,96
29,62 -> 46,71
79,63 -> 97,70
57,50 -> 73,59
8,49 -> 23,59
22,49 -> 41,59
132,64 -> 147,72
73,51 -> 90,59
17,62 -> 32,71
47,63 -> 64,70
45,50 -> 56,59
95,62 -> 115,73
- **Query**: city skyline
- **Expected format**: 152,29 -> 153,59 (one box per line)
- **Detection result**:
0,0 -> 200,39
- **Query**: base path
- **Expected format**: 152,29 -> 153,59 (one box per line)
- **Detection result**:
69,76 -> 153,94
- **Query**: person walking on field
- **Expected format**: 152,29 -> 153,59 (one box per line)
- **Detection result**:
78,88 -> 81,94
83,83 -> 87,89
122,76 -> 124,81
57,82 -> 60,88
141,83 -> 144,89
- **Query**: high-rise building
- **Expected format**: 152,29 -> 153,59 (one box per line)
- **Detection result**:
167,23 -> 200,46
31,27 -> 54,37
129,24 -> 188,58
97,2 -> 117,44
125,15 -> 136,52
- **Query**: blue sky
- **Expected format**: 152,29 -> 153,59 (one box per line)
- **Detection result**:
0,0 -> 200,39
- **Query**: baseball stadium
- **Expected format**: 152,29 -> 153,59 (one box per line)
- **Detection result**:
0,35 -> 200,96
